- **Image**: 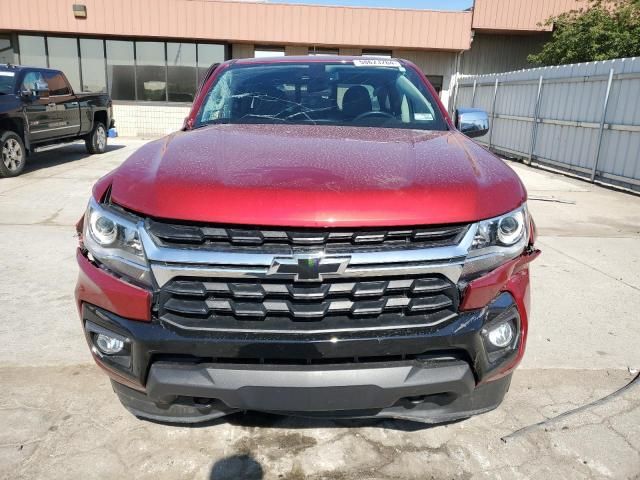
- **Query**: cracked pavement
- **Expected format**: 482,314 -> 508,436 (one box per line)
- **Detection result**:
1,139 -> 639,479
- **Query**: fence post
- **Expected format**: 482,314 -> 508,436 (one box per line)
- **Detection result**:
590,68 -> 615,182
488,78 -> 499,149
528,75 -> 544,165
471,79 -> 477,107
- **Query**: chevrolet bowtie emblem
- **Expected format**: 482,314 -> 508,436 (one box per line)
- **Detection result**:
268,255 -> 350,282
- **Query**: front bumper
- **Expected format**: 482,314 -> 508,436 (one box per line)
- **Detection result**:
111,361 -> 512,424
76,242 -> 537,424
80,288 -> 523,424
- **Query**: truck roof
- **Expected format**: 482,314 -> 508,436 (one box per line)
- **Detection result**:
0,64 -> 62,73
232,55 -> 403,65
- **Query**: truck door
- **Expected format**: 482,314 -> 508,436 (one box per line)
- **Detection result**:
20,70 -> 56,143
42,70 -> 80,139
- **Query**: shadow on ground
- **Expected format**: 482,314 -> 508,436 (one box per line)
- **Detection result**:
210,454 -> 264,480
144,410 -> 452,433
21,143 -> 125,175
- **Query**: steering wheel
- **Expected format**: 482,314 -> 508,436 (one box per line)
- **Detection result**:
353,111 -> 395,122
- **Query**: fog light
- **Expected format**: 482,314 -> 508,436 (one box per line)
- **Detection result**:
95,333 -> 124,355
487,322 -> 514,348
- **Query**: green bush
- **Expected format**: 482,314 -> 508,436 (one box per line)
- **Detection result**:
528,0 -> 640,66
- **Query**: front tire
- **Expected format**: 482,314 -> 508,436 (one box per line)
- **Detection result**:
0,131 -> 27,178
86,122 -> 107,154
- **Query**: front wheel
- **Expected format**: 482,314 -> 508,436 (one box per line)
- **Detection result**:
86,122 -> 107,154
0,131 -> 27,178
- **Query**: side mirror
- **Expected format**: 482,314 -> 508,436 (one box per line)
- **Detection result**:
31,82 -> 50,100
455,108 -> 489,138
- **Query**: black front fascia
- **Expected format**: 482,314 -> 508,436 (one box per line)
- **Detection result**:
81,296 -> 521,389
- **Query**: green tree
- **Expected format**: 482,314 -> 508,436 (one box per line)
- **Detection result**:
528,0 -> 640,66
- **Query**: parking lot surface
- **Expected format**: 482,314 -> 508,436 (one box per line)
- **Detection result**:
1,138 -> 639,479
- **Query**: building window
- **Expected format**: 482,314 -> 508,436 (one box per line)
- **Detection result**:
167,43 -> 196,102
80,38 -> 106,93
14,36 -> 228,103
18,35 -> 47,68
47,37 -> 81,92
0,35 -> 14,64
426,75 -> 444,94
197,44 -> 226,86
309,48 -> 339,56
254,47 -> 285,58
106,40 -> 135,101
136,41 -> 166,101
362,50 -> 392,58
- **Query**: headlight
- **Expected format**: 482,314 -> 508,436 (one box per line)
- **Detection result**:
83,198 -> 152,287
462,205 -> 529,280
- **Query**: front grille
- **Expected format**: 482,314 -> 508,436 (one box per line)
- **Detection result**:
147,220 -> 469,253
157,274 -> 459,331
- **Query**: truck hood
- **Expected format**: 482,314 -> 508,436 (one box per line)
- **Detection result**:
107,124 -> 526,227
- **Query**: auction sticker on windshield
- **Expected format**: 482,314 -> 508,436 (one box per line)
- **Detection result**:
353,59 -> 403,68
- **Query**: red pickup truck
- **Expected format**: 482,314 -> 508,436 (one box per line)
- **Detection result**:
75,56 -> 539,424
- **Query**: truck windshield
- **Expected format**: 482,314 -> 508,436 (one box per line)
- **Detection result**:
0,71 -> 16,95
195,61 -> 448,131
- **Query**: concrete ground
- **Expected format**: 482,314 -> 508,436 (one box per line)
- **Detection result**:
0,138 -> 639,479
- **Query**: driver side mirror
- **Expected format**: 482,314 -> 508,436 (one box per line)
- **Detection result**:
455,108 -> 489,138
23,81 -> 49,100
33,84 -> 50,100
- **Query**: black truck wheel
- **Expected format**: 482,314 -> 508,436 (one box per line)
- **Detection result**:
86,122 -> 108,154
0,130 -> 27,178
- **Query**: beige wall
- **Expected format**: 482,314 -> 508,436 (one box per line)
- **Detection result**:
1,0 -> 472,51
113,104 -> 190,137
473,0 -> 581,32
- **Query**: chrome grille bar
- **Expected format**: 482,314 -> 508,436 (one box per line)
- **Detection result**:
141,225 -> 477,287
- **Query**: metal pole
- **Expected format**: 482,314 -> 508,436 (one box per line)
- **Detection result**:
451,74 -> 459,116
528,75 -> 544,165
590,68 -> 614,182
471,79 -> 477,107
488,78 -> 499,149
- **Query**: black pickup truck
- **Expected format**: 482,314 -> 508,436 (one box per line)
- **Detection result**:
0,64 -> 114,177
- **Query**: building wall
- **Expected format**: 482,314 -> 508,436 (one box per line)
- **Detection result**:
339,48 -> 363,56
113,103 -> 190,137
393,49 -> 458,107
460,33 -> 551,76
472,0 -> 582,32
285,45 -> 309,56
232,43 -> 254,59
0,0 -> 472,51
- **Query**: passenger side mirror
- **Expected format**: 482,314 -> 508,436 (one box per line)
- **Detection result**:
455,108 -> 489,138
